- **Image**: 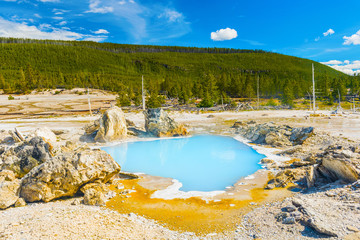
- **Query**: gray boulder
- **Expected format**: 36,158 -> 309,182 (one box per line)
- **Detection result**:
84,119 -> 100,136
265,132 -> 292,147
318,145 -> 360,183
0,137 -> 52,178
144,108 -> 188,137
20,149 -> 120,202
290,127 -> 314,144
232,122 -> 314,146
322,157 -> 359,183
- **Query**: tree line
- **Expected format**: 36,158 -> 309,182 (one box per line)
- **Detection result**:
0,38 -> 357,108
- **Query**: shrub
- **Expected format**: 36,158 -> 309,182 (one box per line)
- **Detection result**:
197,92 -> 215,108
116,92 -> 132,107
147,94 -> 165,108
266,98 -> 277,106
8,95 -> 15,100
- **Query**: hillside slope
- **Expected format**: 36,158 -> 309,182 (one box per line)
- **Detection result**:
0,38 -> 355,105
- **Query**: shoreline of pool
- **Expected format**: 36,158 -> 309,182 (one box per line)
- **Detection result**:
94,133 -> 291,200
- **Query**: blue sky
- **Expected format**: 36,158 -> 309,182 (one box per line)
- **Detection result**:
1,0 -> 360,74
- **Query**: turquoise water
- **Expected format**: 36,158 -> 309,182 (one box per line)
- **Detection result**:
102,135 -> 265,192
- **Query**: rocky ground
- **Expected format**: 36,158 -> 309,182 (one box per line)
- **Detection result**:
230,121 -> 360,239
235,181 -> 360,240
0,92 -> 360,239
0,198 -> 197,240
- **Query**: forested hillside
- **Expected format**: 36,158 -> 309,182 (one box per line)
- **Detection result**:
0,38 -> 357,107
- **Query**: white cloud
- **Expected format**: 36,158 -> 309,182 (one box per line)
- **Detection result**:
320,60 -> 343,65
0,17 -> 80,40
158,9 -> 183,22
82,0 -> 189,41
39,23 -> 52,30
52,16 -> 63,20
343,30 -> 360,45
4,0 -> 60,1
85,0 -> 114,14
211,28 -> 237,41
322,60 -> 360,75
93,29 -> 109,34
39,0 -> 60,2
10,15 -> 35,24
52,8 -> 70,15
315,37 -> 320,42
58,21 -> 67,26
34,14 -> 42,18
118,0 -> 135,4
0,17 -> 106,42
323,29 -> 335,36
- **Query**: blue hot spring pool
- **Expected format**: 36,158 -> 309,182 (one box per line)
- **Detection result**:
102,135 -> 266,192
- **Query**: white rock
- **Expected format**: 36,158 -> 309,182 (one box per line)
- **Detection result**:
0,170 -> 20,209
33,127 -> 57,145
95,106 -> 127,142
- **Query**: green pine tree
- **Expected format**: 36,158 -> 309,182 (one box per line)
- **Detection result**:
282,85 -> 294,107
116,91 -> 131,107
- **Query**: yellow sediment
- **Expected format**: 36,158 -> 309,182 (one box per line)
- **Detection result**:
106,178 -> 293,235
283,158 -> 302,165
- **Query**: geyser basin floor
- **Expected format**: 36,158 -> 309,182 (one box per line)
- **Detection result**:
102,135 -> 266,192
106,176 -> 295,235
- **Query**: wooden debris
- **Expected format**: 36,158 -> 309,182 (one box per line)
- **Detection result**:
9,130 -> 22,143
236,102 -> 254,111
15,128 -> 25,141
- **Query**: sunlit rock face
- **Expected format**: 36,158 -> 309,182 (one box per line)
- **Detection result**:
0,170 -> 20,209
20,149 -> 120,203
82,106 -> 128,143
